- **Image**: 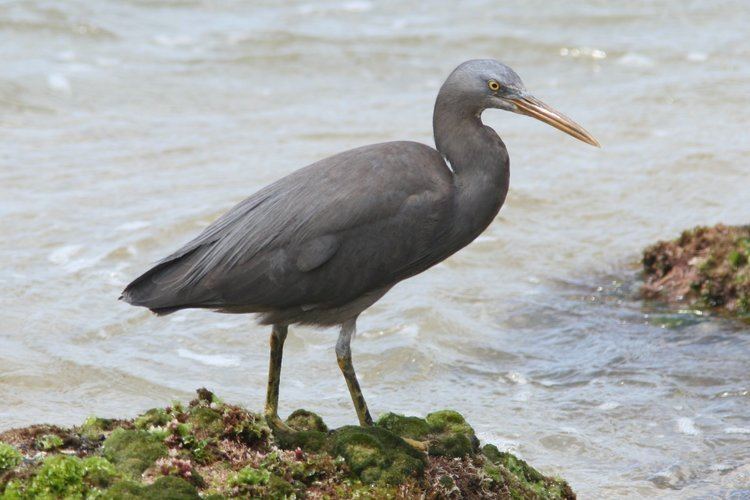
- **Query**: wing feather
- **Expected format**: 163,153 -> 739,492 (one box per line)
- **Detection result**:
122,141 -> 455,311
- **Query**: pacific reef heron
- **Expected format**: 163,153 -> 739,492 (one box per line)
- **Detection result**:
122,59 -> 598,428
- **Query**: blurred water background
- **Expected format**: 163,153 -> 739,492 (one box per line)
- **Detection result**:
1,1 -> 749,497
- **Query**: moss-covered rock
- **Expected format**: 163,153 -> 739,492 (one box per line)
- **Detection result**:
425,409 -> 479,457
0,443 -> 22,473
79,416 -> 120,442
483,444 -> 575,499
103,429 -> 168,478
34,434 -> 64,452
102,476 -> 199,499
134,408 -> 171,431
286,409 -> 328,433
643,224 -> 750,319
2,455 -> 117,498
377,412 -> 431,439
273,410 -> 329,452
376,409 -> 479,458
0,389 -> 575,499
274,427 -> 329,453
331,425 -> 425,484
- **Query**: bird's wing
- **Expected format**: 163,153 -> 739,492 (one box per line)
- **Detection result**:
122,141 -> 455,311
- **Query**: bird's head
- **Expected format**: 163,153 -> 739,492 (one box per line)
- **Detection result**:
441,59 -> 599,147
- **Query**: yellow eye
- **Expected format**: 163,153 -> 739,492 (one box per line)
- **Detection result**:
488,80 -> 500,91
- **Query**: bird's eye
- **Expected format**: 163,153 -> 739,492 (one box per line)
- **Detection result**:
488,80 -> 500,91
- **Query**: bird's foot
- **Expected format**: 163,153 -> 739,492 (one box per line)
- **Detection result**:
403,437 -> 429,452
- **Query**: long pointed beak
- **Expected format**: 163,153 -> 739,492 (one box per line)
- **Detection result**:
510,94 -> 600,147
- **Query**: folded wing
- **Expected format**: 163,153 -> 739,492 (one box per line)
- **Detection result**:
121,141 -> 455,314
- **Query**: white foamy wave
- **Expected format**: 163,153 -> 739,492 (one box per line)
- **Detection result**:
617,53 -> 655,68
597,401 -> 620,411
505,371 -> 528,385
686,52 -> 708,62
47,73 -> 71,94
676,417 -> 701,436
725,427 -> 750,434
559,47 -> 606,60
153,34 -> 194,47
48,244 -> 84,264
115,220 -> 151,232
341,1 -> 372,12
177,348 -> 241,367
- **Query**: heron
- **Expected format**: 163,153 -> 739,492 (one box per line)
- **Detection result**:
121,59 -> 598,429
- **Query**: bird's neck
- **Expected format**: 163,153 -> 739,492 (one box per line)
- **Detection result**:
433,96 -> 510,241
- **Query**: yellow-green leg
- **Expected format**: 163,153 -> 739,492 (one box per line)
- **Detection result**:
264,324 -> 291,431
336,318 -> 373,426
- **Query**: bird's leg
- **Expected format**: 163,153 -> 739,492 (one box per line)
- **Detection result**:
264,324 -> 291,431
336,318 -> 373,426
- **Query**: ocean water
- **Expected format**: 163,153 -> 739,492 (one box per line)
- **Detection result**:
1,1 -> 749,497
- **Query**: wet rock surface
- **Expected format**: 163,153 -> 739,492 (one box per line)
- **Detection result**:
642,224 -> 750,319
0,389 -> 574,498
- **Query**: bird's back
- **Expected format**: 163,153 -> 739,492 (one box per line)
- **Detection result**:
121,141 -> 457,321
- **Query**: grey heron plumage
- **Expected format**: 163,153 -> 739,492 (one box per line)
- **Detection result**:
122,59 -> 598,427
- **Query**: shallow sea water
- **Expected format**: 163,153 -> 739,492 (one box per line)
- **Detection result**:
1,1 -> 749,497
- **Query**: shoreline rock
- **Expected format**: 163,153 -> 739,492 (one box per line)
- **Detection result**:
0,389 -> 574,499
642,224 -> 750,319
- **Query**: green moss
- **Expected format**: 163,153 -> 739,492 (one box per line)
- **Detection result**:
102,429 -> 168,478
286,409 -> 328,433
738,294 -> 750,315
331,425 -> 425,484
79,417 -> 118,441
267,474 -> 295,497
438,474 -> 455,488
225,465 -> 297,498
425,410 -> 479,458
274,428 -> 329,453
376,413 -> 430,439
102,476 -> 199,499
270,410 -> 330,452
642,224 -> 750,318
0,442 -> 22,473
0,389 -> 576,498
228,466 -> 270,487
35,434 -> 64,451
187,407 -> 224,438
148,476 -> 201,499
221,406 -> 270,446
698,255 -> 717,273
729,250 -> 748,268
134,408 -> 171,431
375,410 -> 478,458
6,455 -> 117,498
482,444 -> 574,499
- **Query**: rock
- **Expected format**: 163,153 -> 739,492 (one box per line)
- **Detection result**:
330,425 -> 425,484
483,444 -> 575,498
286,409 -> 328,433
377,409 -> 479,458
0,442 -> 22,473
133,408 -> 170,431
80,417 -> 121,441
34,434 -> 63,451
642,224 -> 750,318
376,412 -> 431,439
2,455 -> 116,498
0,389 -> 576,499
103,429 -> 169,478
103,476 -> 200,499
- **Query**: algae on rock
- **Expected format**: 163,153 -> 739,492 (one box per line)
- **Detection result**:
0,389 -> 576,499
643,224 -> 750,318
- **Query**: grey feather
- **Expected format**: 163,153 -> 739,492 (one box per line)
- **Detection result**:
122,60 -> 518,325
